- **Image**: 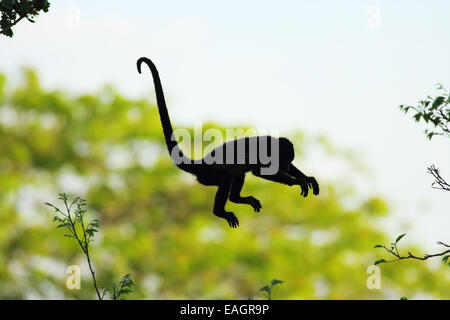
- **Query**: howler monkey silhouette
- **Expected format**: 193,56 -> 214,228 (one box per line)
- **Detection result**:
137,57 -> 319,228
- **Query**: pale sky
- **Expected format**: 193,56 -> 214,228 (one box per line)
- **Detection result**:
1,0 -> 450,250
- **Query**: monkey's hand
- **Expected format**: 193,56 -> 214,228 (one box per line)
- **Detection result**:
298,179 -> 309,197
308,177 -> 319,196
247,196 -> 262,213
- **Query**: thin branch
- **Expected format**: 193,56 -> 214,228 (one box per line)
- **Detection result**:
437,241 -> 450,248
79,213 -> 102,300
427,165 -> 450,191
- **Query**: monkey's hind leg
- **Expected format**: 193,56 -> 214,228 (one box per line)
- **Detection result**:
213,176 -> 239,228
229,175 -> 262,213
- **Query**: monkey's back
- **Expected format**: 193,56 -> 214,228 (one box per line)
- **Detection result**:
202,135 -> 294,175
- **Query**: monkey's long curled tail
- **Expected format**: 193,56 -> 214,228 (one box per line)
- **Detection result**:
137,57 -> 196,174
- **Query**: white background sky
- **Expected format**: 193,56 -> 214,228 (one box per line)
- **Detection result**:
1,0 -> 450,250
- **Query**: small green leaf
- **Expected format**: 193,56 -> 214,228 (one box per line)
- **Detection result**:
259,285 -> 270,293
270,279 -> 283,287
395,233 -> 406,244
120,288 -> 132,294
432,96 -> 445,109
413,113 -> 422,122
374,259 -> 387,265
374,244 -> 383,248
90,219 -> 100,227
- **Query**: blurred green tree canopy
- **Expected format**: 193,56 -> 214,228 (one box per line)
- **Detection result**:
0,69 -> 448,299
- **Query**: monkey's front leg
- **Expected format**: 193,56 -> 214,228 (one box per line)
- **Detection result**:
229,175 -> 262,212
252,168 -> 310,197
288,164 -> 319,196
213,176 -> 239,228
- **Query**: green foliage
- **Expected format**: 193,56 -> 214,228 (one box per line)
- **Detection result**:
393,87 -> 450,271
259,279 -> 283,300
46,194 -> 97,248
0,0 -> 50,37
102,274 -> 135,300
46,193 -> 134,300
399,84 -> 450,140
0,69 -> 449,299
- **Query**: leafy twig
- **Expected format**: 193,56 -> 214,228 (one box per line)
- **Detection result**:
46,193 -> 102,299
101,274 -> 135,300
259,279 -> 283,300
374,234 -> 450,266
399,84 -> 450,140
46,193 -> 134,300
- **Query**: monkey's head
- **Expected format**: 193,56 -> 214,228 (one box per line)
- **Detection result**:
278,137 -> 295,168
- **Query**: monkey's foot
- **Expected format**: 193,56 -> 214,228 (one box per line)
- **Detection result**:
214,210 -> 240,228
247,196 -> 262,213
224,212 -> 239,228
